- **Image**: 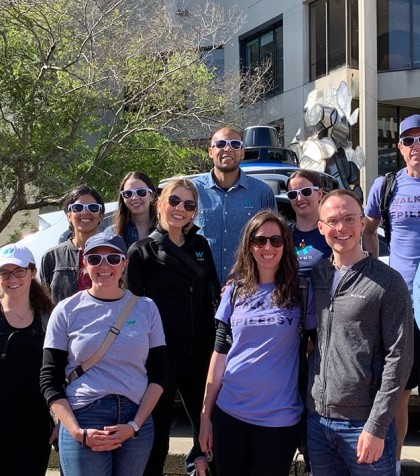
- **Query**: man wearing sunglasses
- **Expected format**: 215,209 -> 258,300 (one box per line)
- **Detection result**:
363,114 -> 420,475
193,127 -> 276,284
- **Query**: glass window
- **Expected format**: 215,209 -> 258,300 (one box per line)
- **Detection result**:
240,19 -> 283,98
328,0 -> 346,70
310,1 -> 327,80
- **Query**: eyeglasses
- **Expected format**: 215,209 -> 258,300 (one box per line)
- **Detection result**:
85,253 -> 126,266
250,235 -> 284,248
287,186 -> 320,201
0,267 -> 30,281
168,195 -> 197,212
400,136 -> 420,147
68,203 -> 103,214
120,188 -> 153,199
211,139 -> 244,150
319,214 -> 364,228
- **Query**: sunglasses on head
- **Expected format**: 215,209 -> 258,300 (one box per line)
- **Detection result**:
250,235 -> 284,248
85,253 -> 126,267
68,203 -> 102,214
0,267 -> 30,281
211,139 -> 243,150
168,195 -> 197,212
286,186 -> 320,201
120,188 -> 152,199
400,136 -> 420,147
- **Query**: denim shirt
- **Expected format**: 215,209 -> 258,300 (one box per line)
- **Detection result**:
193,170 -> 276,284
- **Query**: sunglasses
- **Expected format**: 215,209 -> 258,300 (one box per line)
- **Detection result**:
168,195 -> 197,212
250,235 -> 284,248
400,136 -> 420,147
120,188 -> 152,199
0,267 -> 30,281
286,186 -> 320,201
85,253 -> 126,266
68,203 -> 102,214
319,214 -> 363,229
211,139 -> 243,150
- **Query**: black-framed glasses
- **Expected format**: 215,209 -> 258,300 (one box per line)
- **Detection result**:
85,253 -> 126,266
120,188 -> 152,199
286,186 -> 320,201
168,195 -> 197,212
0,267 -> 30,281
319,214 -> 364,228
250,235 -> 284,248
400,136 -> 420,147
68,203 -> 103,214
211,139 -> 243,150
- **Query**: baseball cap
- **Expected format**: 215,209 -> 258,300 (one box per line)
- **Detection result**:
84,232 -> 127,256
0,243 -> 36,267
399,115 -> 420,136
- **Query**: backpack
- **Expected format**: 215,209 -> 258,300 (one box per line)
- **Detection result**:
379,172 -> 397,246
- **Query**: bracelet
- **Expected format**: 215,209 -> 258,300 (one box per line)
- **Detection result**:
82,429 -> 87,448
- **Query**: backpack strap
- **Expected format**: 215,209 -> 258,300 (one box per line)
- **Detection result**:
379,172 -> 397,246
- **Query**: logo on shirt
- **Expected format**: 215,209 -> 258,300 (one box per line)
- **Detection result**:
195,251 -> 204,261
244,199 -> 254,209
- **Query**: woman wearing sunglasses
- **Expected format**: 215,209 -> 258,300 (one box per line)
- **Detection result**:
126,178 -> 220,476
199,209 -> 316,476
40,232 -> 168,476
107,172 -> 157,248
40,185 -> 105,304
287,170 -> 331,278
0,243 -> 54,476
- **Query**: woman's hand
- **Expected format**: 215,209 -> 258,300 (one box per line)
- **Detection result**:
102,424 -> 137,444
77,428 -> 122,452
199,414 -> 213,453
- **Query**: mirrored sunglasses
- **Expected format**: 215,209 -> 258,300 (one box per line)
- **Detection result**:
168,195 -> 197,212
68,203 -> 102,214
85,253 -> 126,266
400,136 -> 420,147
211,139 -> 243,150
250,235 -> 284,248
286,186 -> 320,201
120,188 -> 152,199
0,267 -> 30,281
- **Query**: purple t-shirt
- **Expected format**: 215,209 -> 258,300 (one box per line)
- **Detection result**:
365,168 -> 420,296
215,283 -> 316,427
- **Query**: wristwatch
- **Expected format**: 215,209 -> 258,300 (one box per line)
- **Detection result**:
127,420 -> 140,437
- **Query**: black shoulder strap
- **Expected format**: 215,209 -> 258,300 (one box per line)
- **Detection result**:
297,275 -> 309,338
379,172 -> 397,246
149,230 -> 204,279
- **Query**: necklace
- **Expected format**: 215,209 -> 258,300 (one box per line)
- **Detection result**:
3,306 -> 31,321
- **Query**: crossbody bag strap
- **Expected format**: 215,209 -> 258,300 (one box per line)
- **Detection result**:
149,230 -> 204,279
66,294 -> 139,384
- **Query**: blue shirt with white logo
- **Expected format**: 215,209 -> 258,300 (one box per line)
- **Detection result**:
193,170 -> 277,284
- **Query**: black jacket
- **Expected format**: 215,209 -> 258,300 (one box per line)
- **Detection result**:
125,226 -> 220,358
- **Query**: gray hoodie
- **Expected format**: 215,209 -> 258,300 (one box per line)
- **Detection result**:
308,255 -> 413,438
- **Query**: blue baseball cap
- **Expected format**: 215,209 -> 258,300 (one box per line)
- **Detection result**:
0,243 -> 36,267
399,115 -> 420,136
84,232 -> 127,256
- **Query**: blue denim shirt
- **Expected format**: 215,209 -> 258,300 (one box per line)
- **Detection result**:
193,170 -> 277,284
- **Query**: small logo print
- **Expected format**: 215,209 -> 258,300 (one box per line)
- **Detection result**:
244,199 -> 253,208
195,251 -> 204,261
125,320 -> 136,325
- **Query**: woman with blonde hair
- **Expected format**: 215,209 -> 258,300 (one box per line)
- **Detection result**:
126,178 -> 220,475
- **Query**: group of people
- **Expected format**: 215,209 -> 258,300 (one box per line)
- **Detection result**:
0,119 -> 419,476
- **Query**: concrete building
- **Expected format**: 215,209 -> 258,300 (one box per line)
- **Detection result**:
201,0 -> 420,194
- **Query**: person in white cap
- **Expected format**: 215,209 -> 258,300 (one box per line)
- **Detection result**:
0,243 -> 54,475
363,114 -> 420,475
40,232 -> 168,476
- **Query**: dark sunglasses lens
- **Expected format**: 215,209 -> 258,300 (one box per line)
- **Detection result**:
402,137 -> 415,146
287,191 -> 298,200
87,255 -> 102,266
230,140 -> 242,150
71,204 -> 84,213
136,188 -> 148,198
269,236 -> 284,247
122,190 -> 134,199
301,188 -> 313,197
168,195 -> 181,207
184,201 -> 197,212
107,254 -> 122,265
214,140 -> 227,148
87,204 -> 101,213
252,236 -> 267,248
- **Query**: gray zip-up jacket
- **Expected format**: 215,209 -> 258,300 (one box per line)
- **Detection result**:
308,255 -> 413,438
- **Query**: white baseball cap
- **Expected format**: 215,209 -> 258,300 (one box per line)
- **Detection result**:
0,243 -> 36,267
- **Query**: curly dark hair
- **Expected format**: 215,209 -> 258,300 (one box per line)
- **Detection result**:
229,209 -> 299,307
113,172 -> 157,238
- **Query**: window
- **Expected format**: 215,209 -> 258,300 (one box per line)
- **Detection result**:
309,0 -> 359,81
377,0 -> 420,71
240,18 -> 283,99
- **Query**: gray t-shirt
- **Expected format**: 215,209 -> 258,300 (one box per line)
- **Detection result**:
44,290 -> 165,409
